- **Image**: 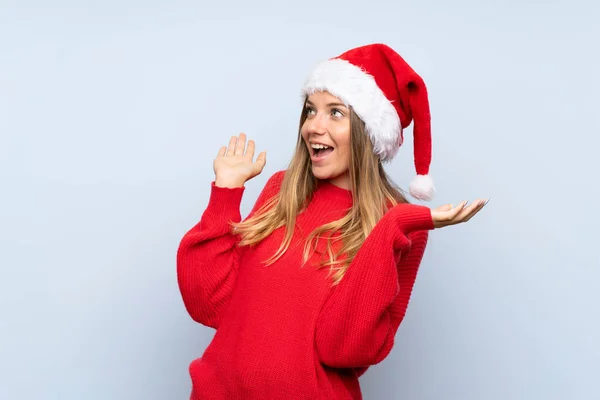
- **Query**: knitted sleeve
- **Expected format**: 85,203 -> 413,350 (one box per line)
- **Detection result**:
314,203 -> 434,369
352,229 -> 429,378
176,170 -> 284,329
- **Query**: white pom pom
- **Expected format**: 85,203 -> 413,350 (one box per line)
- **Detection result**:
409,174 -> 435,201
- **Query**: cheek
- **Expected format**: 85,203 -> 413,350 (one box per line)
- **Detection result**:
339,142 -> 351,161
333,129 -> 351,157
300,125 -> 309,141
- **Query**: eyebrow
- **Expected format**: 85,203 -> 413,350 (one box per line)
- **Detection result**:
305,100 -> 348,108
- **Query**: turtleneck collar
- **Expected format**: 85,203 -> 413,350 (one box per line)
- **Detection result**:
315,179 -> 353,206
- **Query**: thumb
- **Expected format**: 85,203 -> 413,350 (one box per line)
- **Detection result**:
435,204 -> 453,212
254,151 -> 267,171
256,151 -> 266,164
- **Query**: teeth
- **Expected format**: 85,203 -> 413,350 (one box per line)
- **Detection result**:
311,143 -> 330,149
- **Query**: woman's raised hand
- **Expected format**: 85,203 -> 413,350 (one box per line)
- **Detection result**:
430,199 -> 488,229
213,133 -> 267,188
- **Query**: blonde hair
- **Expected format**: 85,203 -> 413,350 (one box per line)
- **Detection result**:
231,98 -> 410,286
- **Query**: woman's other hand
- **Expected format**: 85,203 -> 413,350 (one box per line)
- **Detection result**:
213,133 -> 267,188
431,199 -> 488,229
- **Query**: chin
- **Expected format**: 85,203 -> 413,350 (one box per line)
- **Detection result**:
311,166 -> 329,178
311,166 -> 342,181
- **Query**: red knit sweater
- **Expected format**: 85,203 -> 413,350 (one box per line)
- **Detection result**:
177,170 -> 434,399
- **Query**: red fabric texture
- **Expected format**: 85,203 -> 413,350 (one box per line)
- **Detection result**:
177,170 -> 433,399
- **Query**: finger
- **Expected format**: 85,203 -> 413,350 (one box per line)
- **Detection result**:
235,133 -> 246,156
217,146 -> 226,157
436,204 -> 452,212
454,200 -> 477,217
246,139 -> 256,159
462,199 -> 488,222
227,136 -> 237,156
434,201 -> 467,226
248,152 -> 266,178
446,201 -> 468,220
456,199 -> 486,222
255,151 -> 266,167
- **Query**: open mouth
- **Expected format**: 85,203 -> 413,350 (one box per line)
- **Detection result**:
311,144 -> 334,159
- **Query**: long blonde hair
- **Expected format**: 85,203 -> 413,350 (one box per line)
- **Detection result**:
232,97 -> 410,286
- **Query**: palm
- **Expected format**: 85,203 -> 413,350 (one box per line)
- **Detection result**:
431,200 -> 488,228
213,133 -> 266,187
214,153 -> 258,177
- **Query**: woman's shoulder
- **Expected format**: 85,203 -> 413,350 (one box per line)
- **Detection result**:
257,169 -> 286,197
264,169 -> 286,188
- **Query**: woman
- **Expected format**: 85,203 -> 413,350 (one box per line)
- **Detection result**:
177,43 -> 487,399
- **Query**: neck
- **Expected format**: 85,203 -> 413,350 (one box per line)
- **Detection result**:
326,172 -> 351,190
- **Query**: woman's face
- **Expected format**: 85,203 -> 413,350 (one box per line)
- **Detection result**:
301,91 -> 352,189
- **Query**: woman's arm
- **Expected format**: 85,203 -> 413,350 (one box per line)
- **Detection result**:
176,170 -> 284,329
352,229 -> 429,378
314,204 -> 433,369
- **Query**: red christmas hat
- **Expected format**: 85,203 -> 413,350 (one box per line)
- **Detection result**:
301,43 -> 435,201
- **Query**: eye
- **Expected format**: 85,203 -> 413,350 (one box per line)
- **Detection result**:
305,106 -> 316,116
331,108 -> 345,118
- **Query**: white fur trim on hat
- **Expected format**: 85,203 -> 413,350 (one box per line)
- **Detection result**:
301,58 -> 401,163
409,174 -> 435,201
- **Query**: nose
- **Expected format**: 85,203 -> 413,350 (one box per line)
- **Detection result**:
305,112 -> 327,135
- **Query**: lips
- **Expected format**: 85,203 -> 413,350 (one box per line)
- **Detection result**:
309,142 -> 334,154
309,141 -> 334,147
310,146 -> 334,164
